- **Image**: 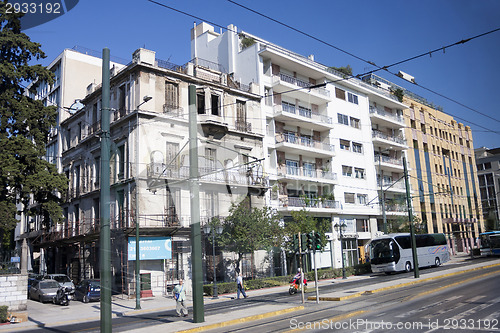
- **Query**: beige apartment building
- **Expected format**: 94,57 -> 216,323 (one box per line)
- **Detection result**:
364,74 -> 484,253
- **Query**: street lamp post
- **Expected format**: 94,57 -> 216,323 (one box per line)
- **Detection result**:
334,222 -> 347,279
203,224 -> 223,298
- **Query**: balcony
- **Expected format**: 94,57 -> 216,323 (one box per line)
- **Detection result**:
277,165 -> 337,183
272,73 -> 331,104
384,203 -> 408,214
279,196 -> 340,211
369,106 -> 405,127
377,179 -> 406,192
273,104 -> 333,131
275,132 -> 335,157
147,163 -> 268,188
374,154 -> 404,172
372,130 -> 406,148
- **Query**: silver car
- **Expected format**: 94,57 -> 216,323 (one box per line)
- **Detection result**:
29,279 -> 60,302
44,274 -> 75,297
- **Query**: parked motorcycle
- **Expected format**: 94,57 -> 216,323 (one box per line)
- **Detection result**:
288,277 -> 307,295
53,286 -> 71,305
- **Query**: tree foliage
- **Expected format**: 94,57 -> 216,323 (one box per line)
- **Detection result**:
217,197 -> 283,272
329,65 -> 353,78
0,3 -> 68,246
284,209 -> 330,251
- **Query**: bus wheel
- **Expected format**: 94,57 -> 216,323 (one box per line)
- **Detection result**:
404,262 -> 412,273
434,257 -> 441,267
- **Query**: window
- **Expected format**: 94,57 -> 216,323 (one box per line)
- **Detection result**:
356,219 -> 370,232
298,106 -> 312,118
335,87 -> 346,100
211,94 -> 220,116
286,160 -> 299,175
344,192 -> 355,204
340,139 -> 350,151
303,162 -> 315,177
350,117 -> 360,129
282,101 -> 295,114
352,142 -> 363,153
342,165 -> 352,177
236,100 -> 247,128
166,142 -> 180,169
164,81 -> 179,112
421,123 -> 426,134
347,92 -> 358,104
357,194 -> 367,205
354,168 -> 365,179
205,148 -> 216,170
197,92 -> 205,114
117,145 -> 125,180
338,113 -> 349,125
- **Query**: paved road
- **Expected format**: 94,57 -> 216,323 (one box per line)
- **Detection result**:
5,255 -> 500,332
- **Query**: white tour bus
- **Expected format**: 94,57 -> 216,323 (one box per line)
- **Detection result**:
370,233 -> 450,273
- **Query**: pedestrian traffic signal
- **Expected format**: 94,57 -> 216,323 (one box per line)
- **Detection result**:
314,232 -> 322,251
300,233 -> 308,252
306,232 -> 314,250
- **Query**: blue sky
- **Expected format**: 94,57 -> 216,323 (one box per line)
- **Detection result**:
25,0 -> 500,149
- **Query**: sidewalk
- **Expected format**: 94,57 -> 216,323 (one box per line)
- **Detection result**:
3,254 -> 499,332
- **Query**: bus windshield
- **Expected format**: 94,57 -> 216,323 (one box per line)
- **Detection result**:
370,239 -> 400,264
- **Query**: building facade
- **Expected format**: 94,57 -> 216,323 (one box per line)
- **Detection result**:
475,147 -> 500,230
57,48 -> 266,295
16,48 -> 126,275
192,23 -> 409,270
364,74 -> 485,254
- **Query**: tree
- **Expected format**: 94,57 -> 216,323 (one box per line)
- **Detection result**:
387,215 -> 426,234
329,65 -> 353,78
218,197 -> 283,276
284,209 -> 329,251
0,4 -> 68,248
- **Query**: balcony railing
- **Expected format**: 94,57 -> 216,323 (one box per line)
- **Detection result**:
372,130 -> 406,145
374,154 -> 403,167
235,121 -> 252,133
278,165 -> 337,181
275,73 -> 330,98
369,106 -> 404,124
384,203 -> 408,212
377,180 -> 406,190
147,163 -> 268,187
282,196 -> 340,209
274,104 -> 332,125
276,132 -> 335,153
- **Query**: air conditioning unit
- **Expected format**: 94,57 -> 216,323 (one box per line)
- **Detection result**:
397,71 -> 416,83
377,81 -> 391,91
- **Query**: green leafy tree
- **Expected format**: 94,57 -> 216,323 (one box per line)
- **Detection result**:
284,209 -> 329,251
387,215 -> 426,234
0,4 -> 68,248
218,197 -> 283,275
329,65 -> 353,78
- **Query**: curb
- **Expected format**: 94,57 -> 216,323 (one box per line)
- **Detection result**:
307,262 -> 500,302
175,306 -> 305,333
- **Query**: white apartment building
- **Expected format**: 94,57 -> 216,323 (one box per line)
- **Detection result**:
192,23 -> 408,270
57,48 -> 266,296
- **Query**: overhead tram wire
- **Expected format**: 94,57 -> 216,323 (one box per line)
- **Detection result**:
226,0 -> 500,127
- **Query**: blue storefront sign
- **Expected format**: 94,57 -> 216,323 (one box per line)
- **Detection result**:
128,237 -> 172,261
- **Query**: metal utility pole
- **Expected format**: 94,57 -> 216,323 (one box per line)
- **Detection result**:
298,232 -> 304,304
313,232 -> 319,304
189,85 -> 204,323
379,148 -> 387,234
100,48 -> 112,333
403,156 -> 419,278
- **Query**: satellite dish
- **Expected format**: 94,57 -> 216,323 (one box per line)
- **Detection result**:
68,100 -> 84,114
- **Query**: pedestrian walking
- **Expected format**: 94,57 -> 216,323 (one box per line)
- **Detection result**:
173,279 -> 188,317
236,273 -> 247,299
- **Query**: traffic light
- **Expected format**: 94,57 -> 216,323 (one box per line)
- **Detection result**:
292,234 -> 299,253
314,232 -> 322,251
300,233 -> 308,252
306,232 -> 314,250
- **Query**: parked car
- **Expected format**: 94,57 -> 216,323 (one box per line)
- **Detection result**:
27,274 -> 43,296
44,274 -> 75,297
29,279 -> 60,303
74,279 -> 100,303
